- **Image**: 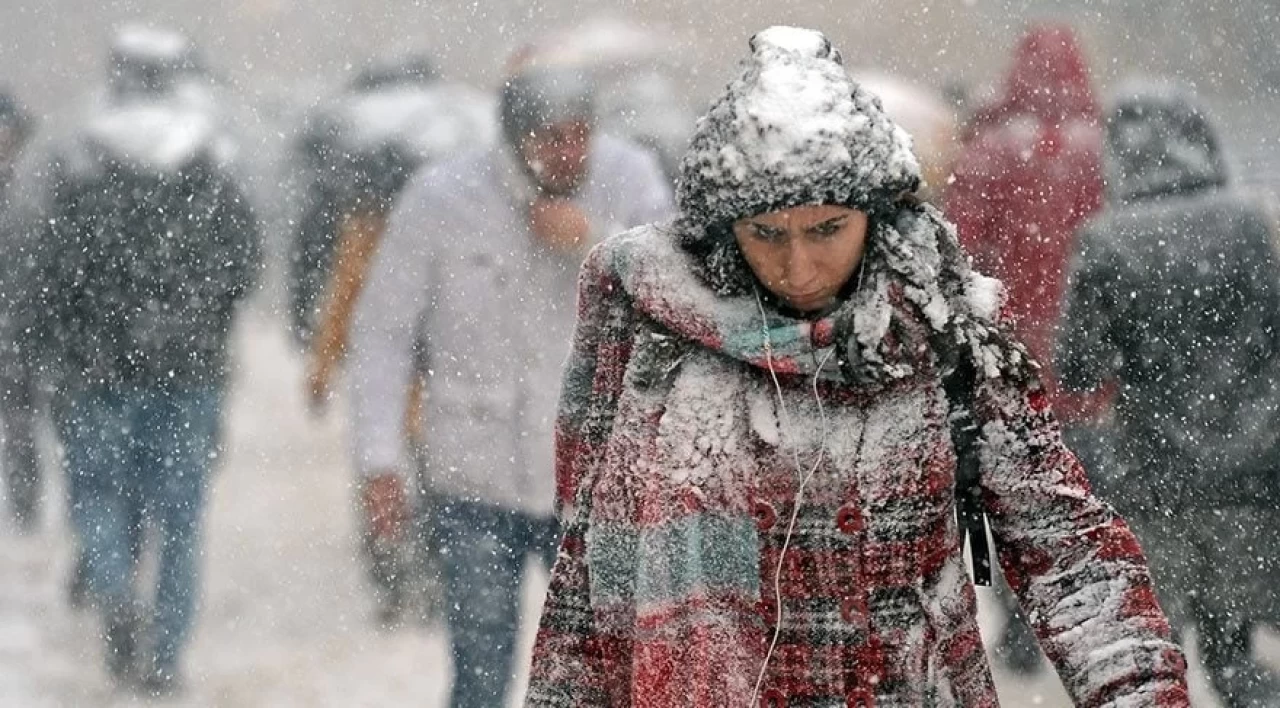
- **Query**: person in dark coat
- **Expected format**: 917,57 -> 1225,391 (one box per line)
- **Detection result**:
0,89 -> 38,531
23,25 -> 261,696
1058,80 -> 1280,708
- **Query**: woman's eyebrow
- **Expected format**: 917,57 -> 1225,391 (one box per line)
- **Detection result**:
806,216 -> 848,232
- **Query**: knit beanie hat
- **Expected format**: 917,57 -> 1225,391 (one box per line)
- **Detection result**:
676,26 -> 921,232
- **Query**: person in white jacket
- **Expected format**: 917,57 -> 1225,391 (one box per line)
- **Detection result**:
348,65 -> 673,708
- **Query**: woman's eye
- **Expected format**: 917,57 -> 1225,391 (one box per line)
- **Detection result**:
812,221 -> 844,238
753,225 -> 785,242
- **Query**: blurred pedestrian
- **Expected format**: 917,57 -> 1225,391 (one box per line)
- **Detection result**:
946,24 -> 1104,409
25,25 -> 261,696
288,54 -> 494,626
525,27 -> 1188,707
348,64 -> 672,708
1058,81 -> 1280,708
510,17 -> 694,186
0,89 -> 37,531
943,24 -> 1107,673
290,54 -> 483,346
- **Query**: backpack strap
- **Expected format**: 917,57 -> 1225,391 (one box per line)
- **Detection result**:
938,350 -> 993,586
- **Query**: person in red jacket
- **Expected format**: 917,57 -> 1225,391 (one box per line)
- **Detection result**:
944,24 -> 1109,674
947,24 -> 1103,404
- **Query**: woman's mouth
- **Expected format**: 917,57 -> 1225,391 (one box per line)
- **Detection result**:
783,290 -> 828,308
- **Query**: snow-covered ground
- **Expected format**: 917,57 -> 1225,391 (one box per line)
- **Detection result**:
0,305 -> 1271,707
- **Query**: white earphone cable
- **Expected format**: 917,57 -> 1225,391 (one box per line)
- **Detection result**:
748,286 -> 835,707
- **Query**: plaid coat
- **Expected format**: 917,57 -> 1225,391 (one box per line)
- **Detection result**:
526,220 -> 1188,707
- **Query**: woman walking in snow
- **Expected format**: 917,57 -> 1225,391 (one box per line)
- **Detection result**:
525,27 -> 1189,707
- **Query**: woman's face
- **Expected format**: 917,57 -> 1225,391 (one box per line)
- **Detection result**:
733,204 -> 870,313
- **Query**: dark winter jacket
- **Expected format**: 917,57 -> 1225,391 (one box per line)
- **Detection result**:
36,100 -> 261,391
944,25 -> 1106,423
1057,83 -> 1280,512
287,75 -> 493,343
0,92 -> 34,367
0,183 -> 31,378
527,28 -> 1189,707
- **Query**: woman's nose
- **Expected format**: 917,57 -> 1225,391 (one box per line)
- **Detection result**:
783,243 -> 819,287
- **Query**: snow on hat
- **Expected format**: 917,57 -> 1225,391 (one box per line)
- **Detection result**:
676,26 -> 921,230
110,24 -> 199,71
499,66 -> 595,148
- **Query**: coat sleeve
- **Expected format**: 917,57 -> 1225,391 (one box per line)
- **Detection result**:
550,242 -> 633,518
308,208 -> 386,399
976,375 -> 1190,707
527,242 -> 635,707
10,145 -> 67,347
212,174 -> 264,307
1056,224 -> 1122,394
348,174 -> 438,479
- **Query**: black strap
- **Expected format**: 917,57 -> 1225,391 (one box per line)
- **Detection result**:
939,354 -> 993,586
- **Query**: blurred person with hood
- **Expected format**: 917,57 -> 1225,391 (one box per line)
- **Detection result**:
347,64 -> 672,708
19,25 -> 261,696
0,89 -> 38,530
524,26 -> 1189,707
509,17 -> 695,186
943,24 -> 1108,673
289,54 -> 491,347
288,54 -> 494,626
1058,82 -> 1280,708
946,24 -> 1105,411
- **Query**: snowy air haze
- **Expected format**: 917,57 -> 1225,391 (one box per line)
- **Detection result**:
1,1 -> 1278,707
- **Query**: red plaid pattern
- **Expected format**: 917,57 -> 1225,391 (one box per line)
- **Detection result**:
525,231 -> 1189,707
